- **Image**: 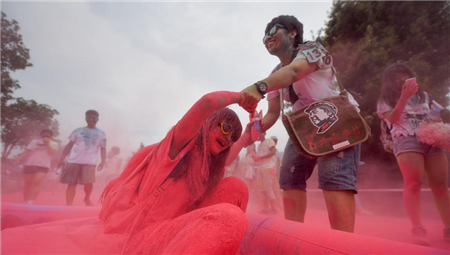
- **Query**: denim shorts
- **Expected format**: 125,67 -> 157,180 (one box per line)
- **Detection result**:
279,139 -> 360,193
392,135 -> 443,157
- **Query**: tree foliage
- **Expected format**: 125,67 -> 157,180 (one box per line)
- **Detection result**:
1,12 -> 32,107
1,98 -> 59,158
1,12 -> 59,158
320,1 -> 450,161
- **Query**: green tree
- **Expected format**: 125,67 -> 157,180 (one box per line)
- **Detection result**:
1,98 -> 59,158
1,12 -> 60,158
1,12 -> 32,107
320,1 -> 450,162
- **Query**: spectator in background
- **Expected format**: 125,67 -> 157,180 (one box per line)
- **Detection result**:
16,129 -> 58,205
57,110 -> 106,206
270,135 -> 283,209
253,132 -> 278,214
224,155 -> 240,178
101,146 -> 123,185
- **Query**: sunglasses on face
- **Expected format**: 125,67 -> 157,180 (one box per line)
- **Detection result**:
220,122 -> 239,142
263,24 -> 286,44
86,117 -> 98,121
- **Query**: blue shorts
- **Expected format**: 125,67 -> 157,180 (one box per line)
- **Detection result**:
393,135 -> 443,157
279,139 -> 360,193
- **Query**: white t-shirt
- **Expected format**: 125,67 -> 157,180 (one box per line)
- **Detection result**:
377,92 -> 443,138
66,127 -> 107,165
24,138 -> 58,168
256,138 -> 277,169
267,41 -> 359,111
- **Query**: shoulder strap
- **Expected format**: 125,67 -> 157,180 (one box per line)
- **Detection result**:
331,67 -> 346,94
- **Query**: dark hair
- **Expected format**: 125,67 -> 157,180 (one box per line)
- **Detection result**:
170,108 -> 242,200
85,110 -> 99,117
265,15 -> 304,48
378,63 -> 425,108
40,129 -> 53,137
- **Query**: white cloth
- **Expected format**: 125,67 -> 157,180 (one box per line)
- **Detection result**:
24,138 -> 58,168
256,139 -> 276,169
377,92 -> 443,138
267,41 -> 359,111
66,127 -> 106,165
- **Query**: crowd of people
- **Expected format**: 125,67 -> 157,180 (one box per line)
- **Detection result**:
4,14 -> 449,254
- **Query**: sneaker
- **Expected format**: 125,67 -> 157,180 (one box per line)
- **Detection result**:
411,226 -> 429,246
444,228 -> 450,242
84,198 -> 94,206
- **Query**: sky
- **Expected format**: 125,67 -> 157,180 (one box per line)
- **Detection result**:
3,1 -> 334,159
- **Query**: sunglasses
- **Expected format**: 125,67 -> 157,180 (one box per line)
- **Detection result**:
220,122 -> 239,142
86,117 -> 98,121
263,24 -> 286,44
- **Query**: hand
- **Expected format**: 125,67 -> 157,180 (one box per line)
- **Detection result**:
57,161 -> 65,168
239,91 -> 259,113
400,78 -> 418,100
42,137 -> 50,145
97,161 -> 105,171
239,121 -> 256,147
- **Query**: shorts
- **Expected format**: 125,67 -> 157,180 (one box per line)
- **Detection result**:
279,139 -> 360,193
393,135 -> 443,157
23,166 -> 49,174
60,163 -> 96,185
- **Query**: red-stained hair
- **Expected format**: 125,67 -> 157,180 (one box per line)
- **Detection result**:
170,108 -> 242,200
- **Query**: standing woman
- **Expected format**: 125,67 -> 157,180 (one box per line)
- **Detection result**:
377,63 -> 450,244
16,129 -> 59,205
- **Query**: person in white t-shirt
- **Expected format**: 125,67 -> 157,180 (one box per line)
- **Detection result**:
377,63 -> 449,244
241,15 -> 360,232
101,146 -> 123,185
57,110 -> 107,206
252,132 -> 277,214
16,129 -> 58,205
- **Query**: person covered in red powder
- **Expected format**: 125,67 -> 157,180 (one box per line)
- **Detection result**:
377,63 -> 450,245
2,90 -> 258,255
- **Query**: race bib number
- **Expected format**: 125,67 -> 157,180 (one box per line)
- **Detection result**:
299,42 -> 332,69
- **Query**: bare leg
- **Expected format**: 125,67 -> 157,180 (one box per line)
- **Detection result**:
23,173 -> 34,203
84,184 -> 94,206
425,152 -> 450,228
66,184 -> 77,206
282,189 -> 307,222
323,190 -> 355,232
29,172 -> 47,201
397,152 -> 425,227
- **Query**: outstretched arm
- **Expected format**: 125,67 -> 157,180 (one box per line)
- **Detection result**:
169,91 -> 257,159
241,59 -> 317,101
